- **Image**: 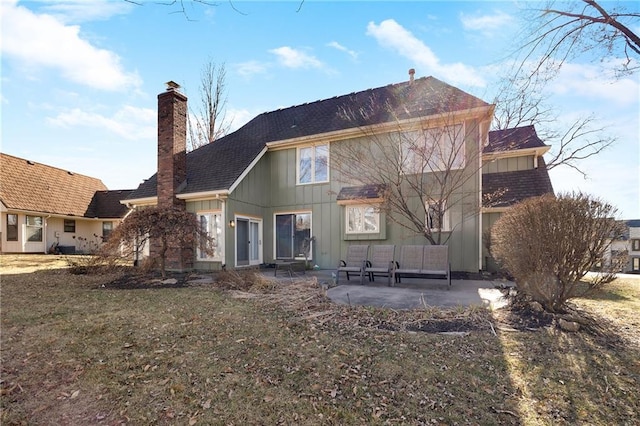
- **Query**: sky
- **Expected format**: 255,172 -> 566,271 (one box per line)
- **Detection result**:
1,0 -> 639,219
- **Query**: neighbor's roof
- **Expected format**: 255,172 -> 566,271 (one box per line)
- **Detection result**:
482,157 -> 555,208
85,190 -> 134,218
485,125 -> 549,154
128,76 -> 491,200
0,153 -> 128,218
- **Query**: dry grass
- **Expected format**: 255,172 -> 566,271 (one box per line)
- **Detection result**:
1,255 -> 639,425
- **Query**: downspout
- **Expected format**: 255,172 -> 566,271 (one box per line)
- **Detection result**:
44,215 -> 51,254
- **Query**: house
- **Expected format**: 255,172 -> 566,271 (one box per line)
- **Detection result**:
481,125 -> 555,271
609,219 -> 640,273
126,73 -> 552,274
0,153 -> 132,254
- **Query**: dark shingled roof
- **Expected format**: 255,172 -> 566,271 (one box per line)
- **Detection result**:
128,76 -> 490,200
337,184 -> 386,201
485,125 -> 549,153
85,190 -> 133,218
483,158 -> 554,208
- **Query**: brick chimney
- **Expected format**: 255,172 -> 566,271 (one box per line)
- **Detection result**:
157,81 -> 187,209
154,81 -> 192,272
408,68 -> 415,84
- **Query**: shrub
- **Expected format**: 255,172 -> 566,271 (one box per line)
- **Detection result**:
491,193 -> 626,313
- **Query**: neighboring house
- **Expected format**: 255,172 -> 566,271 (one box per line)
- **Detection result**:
128,74 -> 498,273
481,125 -> 555,271
0,153 -> 132,253
610,219 -> 640,273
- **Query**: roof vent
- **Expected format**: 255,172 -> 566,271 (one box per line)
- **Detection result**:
26,160 -> 35,165
408,68 -> 415,83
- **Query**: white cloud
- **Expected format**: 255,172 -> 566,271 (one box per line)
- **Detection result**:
269,46 -> 325,70
38,0 -> 132,23
327,41 -> 358,60
366,19 -> 485,87
460,10 -> 514,37
550,62 -> 639,106
235,60 -> 269,77
227,108 -> 254,131
47,105 -> 155,140
1,1 -> 141,91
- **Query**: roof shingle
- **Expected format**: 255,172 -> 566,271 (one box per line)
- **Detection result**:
485,125 -> 549,154
128,76 -> 490,200
0,153 -> 110,217
482,158 -> 555,208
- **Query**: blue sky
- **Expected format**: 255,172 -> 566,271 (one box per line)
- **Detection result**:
1,0 -> 638,218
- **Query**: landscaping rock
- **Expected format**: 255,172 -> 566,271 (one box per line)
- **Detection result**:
558,318 -> 581,332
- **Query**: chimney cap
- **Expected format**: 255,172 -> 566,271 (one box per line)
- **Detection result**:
165,80 -> 181,91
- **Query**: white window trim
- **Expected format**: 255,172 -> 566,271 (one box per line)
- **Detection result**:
402,124 -> 465,174
197,211 -> 224,262
274,211 -> 313,260
426,200 -> 451,232
345,204 -> 380,234
296,144 -> 329,185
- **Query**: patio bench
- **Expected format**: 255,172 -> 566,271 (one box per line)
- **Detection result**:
364,244 -> 396,286
336,245 -> 369,285
393,245 -> 451,288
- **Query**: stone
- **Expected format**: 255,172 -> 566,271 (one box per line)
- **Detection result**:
558,318 -> 580,332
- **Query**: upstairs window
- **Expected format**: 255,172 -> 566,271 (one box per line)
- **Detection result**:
632,239 -> 640,251
402,124 -> 465,174
298,144 -> 328,184
102,222 -> 113,240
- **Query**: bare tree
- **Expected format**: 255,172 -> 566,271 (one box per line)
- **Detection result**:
517,0 -> 640,77
102,206 -> 213,278
330,89 -> 491,246
492,69 -> 615,177
187,60 -> 231,151
491,192 -> 626,313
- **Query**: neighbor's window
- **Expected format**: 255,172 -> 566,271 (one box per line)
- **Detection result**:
402,124 -> 465,173
26,215 -> 43,242
198,212 -> 223,261
632,239 -> 640,251
102,222 -> 113,240
633,257 -> 640,271
64,219 -> 76,233
346,205 -> 379,234
6,214 -> 18,241
298,144 -> 328,184
426,200 -> 450,232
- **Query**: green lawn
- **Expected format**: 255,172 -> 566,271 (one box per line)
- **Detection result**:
1,255 -> 638,425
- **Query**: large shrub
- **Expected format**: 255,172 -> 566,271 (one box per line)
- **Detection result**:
491,193 -> 625,313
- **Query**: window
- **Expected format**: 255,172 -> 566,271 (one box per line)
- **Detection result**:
102,222 -> 113,240
402,124 -> 465,174
197,213 -> 223,261
64,219 -> 76,233
275,212 -> 311,259
298,144 -> 328,184
426,200 -> 450,232
632,239 -> 640,251
346,205 -> 379,234
633,258 -> 640,272
26,215 -> 43,242
6,214 -> 18,241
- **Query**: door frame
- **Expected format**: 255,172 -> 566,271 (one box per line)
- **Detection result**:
233,215 -> 263,267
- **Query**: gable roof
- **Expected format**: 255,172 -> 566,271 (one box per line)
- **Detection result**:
482,157 -> 555,208
485,125 -> 549,154
0,153 -> 127,218
128,76 -> 491,200
85,190 -> 134,218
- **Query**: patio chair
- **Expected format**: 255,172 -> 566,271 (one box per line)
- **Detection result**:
421,245 -> 451,287
336,245 -> 369,285
364,245 -> 396,286
393,245 -> 424,285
